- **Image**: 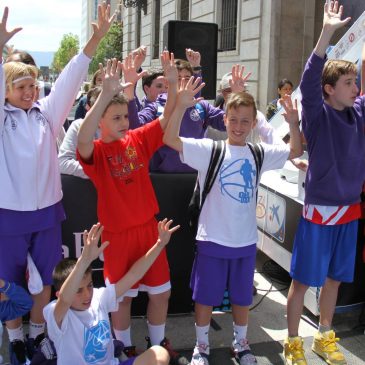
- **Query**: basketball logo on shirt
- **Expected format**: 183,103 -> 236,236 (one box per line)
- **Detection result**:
84,320 -> 111,363
219,159 -> 256,204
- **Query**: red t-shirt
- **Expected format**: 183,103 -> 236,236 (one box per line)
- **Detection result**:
78,119 -> 163,232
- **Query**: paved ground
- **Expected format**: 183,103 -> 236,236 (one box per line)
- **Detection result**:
1,251 -> 364,364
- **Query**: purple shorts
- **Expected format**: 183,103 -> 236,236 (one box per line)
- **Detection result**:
119,357 -> 135,365
190,242 -> 256,306
0,224 -> 63,286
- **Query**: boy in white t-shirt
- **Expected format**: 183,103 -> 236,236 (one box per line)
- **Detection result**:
43,219 -> 178,365
163,78 -> 303,365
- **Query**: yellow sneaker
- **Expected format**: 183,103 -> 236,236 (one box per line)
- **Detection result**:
311,330 -> 347,365
283,336 -> 307,365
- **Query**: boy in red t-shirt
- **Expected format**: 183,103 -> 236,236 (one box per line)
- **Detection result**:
77,54 -> 200,364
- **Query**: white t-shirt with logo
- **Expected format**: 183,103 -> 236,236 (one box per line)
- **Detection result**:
181,138 -> 289,247
44,285 -> 119,365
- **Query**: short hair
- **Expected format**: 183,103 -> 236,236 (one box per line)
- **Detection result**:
225,92 -> 257,119
322,59 -> 357,98
53,258 -> 92,291
3,62 -> 38,94
278,78 -> 293,90
174,59 -> 193,76
6,50 -> 37,67
141,68 -> 164,91
86,86 -> 102,107
102,92 -> 129,116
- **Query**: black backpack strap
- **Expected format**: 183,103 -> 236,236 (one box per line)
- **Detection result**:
201,140 -> 226,208
247,142 -> 264,186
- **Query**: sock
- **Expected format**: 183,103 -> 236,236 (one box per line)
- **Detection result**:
147,322 -> 165,346
318,323 -> 331,334
7,325 -> 24,342
195,323 -> 210,354
114,328 -> 132,347
233,323 -> 247,344
29,321 -> 45,340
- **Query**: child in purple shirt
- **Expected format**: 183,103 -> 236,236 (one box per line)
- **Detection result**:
284,3 -> 365,365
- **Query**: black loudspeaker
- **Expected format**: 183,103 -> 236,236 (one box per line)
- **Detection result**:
163,20 -> 218,100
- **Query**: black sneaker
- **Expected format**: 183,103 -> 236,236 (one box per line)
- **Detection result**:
9,339 -> 27,364
146,336 -> 189,365
123,345 -> 138,358
26,333 -> 45,360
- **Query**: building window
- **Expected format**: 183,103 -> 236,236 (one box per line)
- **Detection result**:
180,0 -> 189,20
153,0 -> 161,59
219,0 -> 238,51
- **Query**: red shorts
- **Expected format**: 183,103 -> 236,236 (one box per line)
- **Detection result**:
102,218 -> 170,289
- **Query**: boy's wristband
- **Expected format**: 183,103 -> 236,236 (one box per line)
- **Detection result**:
0,281 -> 11,293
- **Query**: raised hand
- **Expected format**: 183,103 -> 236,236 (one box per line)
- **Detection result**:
323,1 -> 350,32
81,223 -> 109,264
176,77 -> 205,108
185,48 -> 201,68
156,219 -> 180,247
160,50 -> 178,85
280,95 -> 299,125
99,58 -> 128,98
91,1 -> 116,41
230,64 -> 251,93
0,7 -> 22,50
132,45 -> 147,71
121,53 -> 147,86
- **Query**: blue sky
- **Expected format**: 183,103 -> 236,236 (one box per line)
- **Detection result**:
3,0 -> 82,52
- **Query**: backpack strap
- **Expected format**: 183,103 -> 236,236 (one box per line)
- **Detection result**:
200,140 -> 226,209
247,142 -> 264,186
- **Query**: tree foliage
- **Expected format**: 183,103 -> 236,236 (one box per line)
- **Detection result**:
52,34 -> 79,73
89,22 -> 123,75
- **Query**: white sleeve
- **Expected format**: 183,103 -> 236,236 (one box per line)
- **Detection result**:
261,142 -> 290,173
58,119 -> 89,179
0,62 -> 5,137
256,110 -> 285,145
38,52 -> 91,138
180,137 -> 213,172
98,285 -> 118,314
43,301 -> 67,339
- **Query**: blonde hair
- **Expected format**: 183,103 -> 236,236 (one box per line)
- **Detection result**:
3,61 -> 38,93
322,59 -> 357,98
225,92 -> 257,119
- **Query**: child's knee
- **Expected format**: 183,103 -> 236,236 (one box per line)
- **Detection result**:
151,345 -> 169,364
148,290 -> 171,304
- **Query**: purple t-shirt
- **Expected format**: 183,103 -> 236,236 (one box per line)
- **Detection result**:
128,93 -> 226,172
300,52 -> 365,206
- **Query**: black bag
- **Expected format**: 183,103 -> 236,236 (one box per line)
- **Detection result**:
187,141 -> 264,236
188,140 -> 226,235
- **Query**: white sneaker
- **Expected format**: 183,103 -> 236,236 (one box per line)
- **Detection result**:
231,338 -> 257,365
190,343 -> 209,365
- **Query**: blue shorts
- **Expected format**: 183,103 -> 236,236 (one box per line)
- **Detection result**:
290,217 -> 358,287
190,243 -> 256,307
0,225 -> 63,286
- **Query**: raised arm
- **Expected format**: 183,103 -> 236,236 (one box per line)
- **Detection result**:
53,223 -> 109,328
78,59 -> 126,160
279,95 -> 303,159
163,77 -> 205,152
229,64 -> 251,93
0,7 -> 22,56
158,51 -> 178,130
115,219 -> 179,298
314,1 -> 350,58
83,1 -> 116,58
